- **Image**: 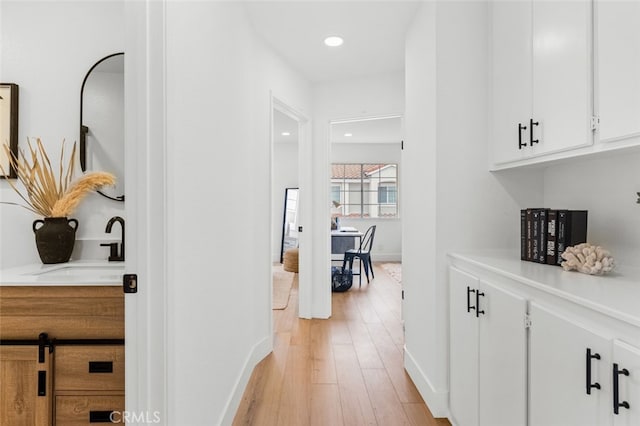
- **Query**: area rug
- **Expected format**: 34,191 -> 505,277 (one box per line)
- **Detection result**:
380,263 -> 402,284
273,265 -> 296,310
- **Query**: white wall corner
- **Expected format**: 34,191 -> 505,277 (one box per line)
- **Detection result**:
218,336 -> 272,426
404,346 -> 449,419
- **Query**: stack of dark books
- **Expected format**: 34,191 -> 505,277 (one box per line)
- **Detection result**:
520,209 -> 588,265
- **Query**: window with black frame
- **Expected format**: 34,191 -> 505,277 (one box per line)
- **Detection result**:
331,163 -> 398,218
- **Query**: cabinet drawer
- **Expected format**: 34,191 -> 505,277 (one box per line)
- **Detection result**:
56,395 -> 124,425
55,346 -> 124,391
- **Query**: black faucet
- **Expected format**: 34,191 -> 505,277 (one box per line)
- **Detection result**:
101,216 -> 125,262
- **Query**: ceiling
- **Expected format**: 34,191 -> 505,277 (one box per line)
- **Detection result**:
332,116 -> 402,144
244,1 -> 421,83
274,109 -> 299,143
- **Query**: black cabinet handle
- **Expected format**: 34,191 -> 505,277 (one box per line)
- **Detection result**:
89,361 -> 114,373
530,118 -> 539,145
518,123 -> 528,149
586,348 -> 601,395
89,411 -> 116,423
475,291 -> 485,317
466,286 -> 476,314
613,363 -> 631,414
37,370 -> 46,396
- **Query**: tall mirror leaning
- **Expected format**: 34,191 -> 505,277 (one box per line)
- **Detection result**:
80,52 -> 125,201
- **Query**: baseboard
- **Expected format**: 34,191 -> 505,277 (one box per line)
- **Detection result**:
373,253 -> 402,262
218,336 -> 271,426
404,346 -> 449,418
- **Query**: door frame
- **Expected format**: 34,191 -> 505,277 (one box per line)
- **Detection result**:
271,94 -> 312,320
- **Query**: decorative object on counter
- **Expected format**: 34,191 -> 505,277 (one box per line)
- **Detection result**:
0,138 -> 115,264
560,243 -> 615,275
521,208 -> 588,266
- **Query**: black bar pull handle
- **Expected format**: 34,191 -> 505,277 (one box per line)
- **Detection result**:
530,118 -> 539,145
89,361 -> 114,373
586,348 -> 601,395
37,371 -> 46,396
466,286 -> 476,314
89,411 -> 116,423
476,291 -> 485,317
613,363 -> 631,414
518,123 -> 528,149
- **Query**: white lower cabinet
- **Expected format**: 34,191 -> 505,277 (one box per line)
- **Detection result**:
449,267 -> 527,426
449,261 -> 640,426
529,302 -> 612,426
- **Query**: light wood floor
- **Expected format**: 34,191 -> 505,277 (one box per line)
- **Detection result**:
233,263 -> 450,426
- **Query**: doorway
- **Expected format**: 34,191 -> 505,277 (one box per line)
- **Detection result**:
271,96 -> 312,333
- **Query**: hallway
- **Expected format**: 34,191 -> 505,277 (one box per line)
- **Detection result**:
233,263 -> 450,425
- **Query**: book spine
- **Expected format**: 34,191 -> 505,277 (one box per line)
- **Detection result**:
520,210 -> 526,260
532,209 -> 540,263
538,209 -> 548,263
557,210 -> 568,265
568,210 -> 588,246
546,210 -> 557,265
526,209 -> 533,261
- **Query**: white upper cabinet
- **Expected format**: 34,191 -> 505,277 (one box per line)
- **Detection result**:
490,0 -> 594,168
596,0 -> 640,144
490,0 -> 532,164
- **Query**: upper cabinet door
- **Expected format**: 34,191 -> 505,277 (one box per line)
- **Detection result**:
532,0 -> 594,156
490,0 -> 532,165
596,0 -> 640,143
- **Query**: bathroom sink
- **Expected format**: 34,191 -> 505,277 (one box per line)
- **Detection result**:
24,262 -> 124,283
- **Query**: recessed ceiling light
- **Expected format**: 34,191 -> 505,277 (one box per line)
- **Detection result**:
324,36 -> 344,47
344,133 -> 352,137
281,132 -> 291,136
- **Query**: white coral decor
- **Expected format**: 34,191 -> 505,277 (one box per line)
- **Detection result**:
561,243 -> 615,275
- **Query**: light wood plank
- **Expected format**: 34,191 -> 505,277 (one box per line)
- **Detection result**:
276,344 -> 311,425
310,320 -> 337,384
362,368 -> 411,426
310,384 -> 344,426
333,344 -> 378,426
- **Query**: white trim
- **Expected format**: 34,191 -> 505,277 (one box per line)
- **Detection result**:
404,346 -> 449,418
218,337 -> 271,426
271,95 -> 312,319
331,113 -> 404,125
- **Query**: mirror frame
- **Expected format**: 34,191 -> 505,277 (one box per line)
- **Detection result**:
79,52 -> 125,201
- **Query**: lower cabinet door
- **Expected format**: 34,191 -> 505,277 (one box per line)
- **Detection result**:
478,280 -> 527,426
529,302 -> 612,426
55,395 -> 125,425
0,346 -> 52,426
449,267 -> 480,426
612,340 -> 640,426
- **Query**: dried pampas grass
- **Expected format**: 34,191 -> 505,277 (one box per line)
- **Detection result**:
0,138 -> 116,217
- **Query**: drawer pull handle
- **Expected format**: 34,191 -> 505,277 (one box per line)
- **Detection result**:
89,411 -> 116,423
89,361 -> 114,373
586,348 -> 601,395
613,363 -> 631,414
466,286 -> 476,314
37,370 -> 46,396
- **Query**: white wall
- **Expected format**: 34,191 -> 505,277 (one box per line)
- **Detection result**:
312,71 -> 404,317
0,0 -> 124,268
164,2 -> 311,424
544,151 -> 640,266
331,142 -> 402,261
403,1 -> 544,416
273,141 -> 298,261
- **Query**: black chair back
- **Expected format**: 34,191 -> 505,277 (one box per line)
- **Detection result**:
358,225 -> 376,254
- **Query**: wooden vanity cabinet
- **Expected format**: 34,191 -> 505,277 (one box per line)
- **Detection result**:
0,286 -> 124,425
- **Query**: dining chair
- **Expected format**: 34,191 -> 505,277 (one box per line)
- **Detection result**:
342,225 -> 376,287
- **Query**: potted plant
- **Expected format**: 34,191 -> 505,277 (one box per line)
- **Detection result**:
0,138 -> 115,263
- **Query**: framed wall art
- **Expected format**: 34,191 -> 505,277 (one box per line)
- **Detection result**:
0,83 -> 19,178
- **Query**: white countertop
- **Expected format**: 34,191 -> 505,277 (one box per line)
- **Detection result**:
0,260 -> 124,286
448,250 -> 640,327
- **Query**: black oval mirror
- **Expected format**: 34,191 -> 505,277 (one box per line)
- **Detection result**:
80,52 -> 125,201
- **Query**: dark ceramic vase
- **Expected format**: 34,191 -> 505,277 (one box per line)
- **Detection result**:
32,217 -> 78,264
